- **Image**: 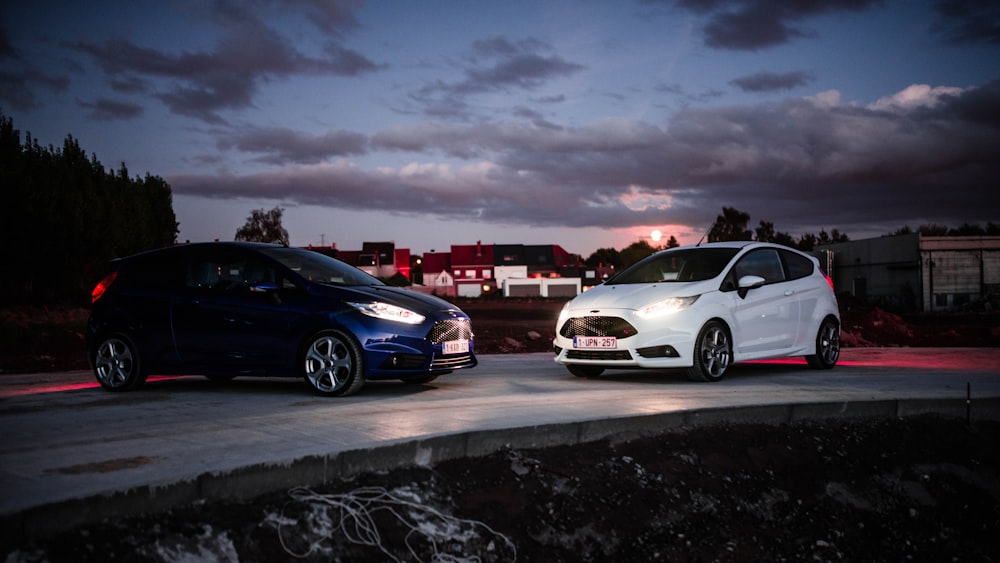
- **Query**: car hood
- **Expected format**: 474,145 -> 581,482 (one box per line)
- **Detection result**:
569,280 -> 717,310
315,284 -> 468,317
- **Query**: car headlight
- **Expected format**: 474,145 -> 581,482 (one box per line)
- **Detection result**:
347,301 -> 426,324
635,295 -> 699,319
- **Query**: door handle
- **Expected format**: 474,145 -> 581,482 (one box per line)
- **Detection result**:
784,290 -> 794,296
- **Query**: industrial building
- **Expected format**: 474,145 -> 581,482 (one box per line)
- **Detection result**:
817,234 -> 1000,312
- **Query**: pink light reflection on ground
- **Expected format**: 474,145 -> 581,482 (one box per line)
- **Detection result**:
743,349 -> 1000,371
0,376 -> 190,398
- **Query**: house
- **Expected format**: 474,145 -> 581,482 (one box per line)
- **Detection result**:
304,242 -> 411,281
451,241 -> 496,297
491,243 -> 583,297
492,244 -> 529,292
419,251 -> 455,297
817,234 -> 1000,311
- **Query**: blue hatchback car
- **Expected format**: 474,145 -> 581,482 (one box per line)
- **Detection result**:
87,242 -> 477,396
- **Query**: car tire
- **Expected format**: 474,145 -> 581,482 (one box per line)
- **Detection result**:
301,330 -> 366,396
686,321 -> 731,382
806,317 -> 840,369
568,365 -> 604,378
92,334 -> 148,391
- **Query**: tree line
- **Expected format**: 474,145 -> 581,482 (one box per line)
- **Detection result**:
1,112 -> 178,304
585,206 -> 999,270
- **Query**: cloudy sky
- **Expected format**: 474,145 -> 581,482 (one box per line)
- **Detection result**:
3,0 -> 999,256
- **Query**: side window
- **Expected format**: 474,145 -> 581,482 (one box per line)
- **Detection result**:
124,252 -> 184,290
733,249 -> 785,284
781,250 -> 814,281
185,250 -> 280,292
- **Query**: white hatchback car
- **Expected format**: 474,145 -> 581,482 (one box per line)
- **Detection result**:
553,241 -> 840,381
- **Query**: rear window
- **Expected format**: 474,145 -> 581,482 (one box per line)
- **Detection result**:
118,251 -> 184,290
781,250 -> 815,280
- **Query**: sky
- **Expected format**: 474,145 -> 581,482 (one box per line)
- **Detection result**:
2,0 -> 999,257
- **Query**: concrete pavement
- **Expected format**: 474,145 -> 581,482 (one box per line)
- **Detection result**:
2,348 -> 999,545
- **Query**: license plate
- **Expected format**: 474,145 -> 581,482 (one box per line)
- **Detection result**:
573,336 -> 617,349
442,339 -> 470,354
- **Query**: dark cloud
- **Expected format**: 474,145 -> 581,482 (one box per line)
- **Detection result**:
407,36 -> 584,120
0,26 -> 16,59
173,81 -> 1000,237
0,23 -> 71,111
731,71 -> 815,92
218,127 -> 368,164
286,0 -> 363,35
0,67 -> 69,111
77,97 -> 144,121
66,2 -> 380,124
672,0 -> 883,50
931,0 -> 1000,45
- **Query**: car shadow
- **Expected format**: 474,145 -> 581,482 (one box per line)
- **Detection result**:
574,359 -> 816,385
135,374 -> 439,401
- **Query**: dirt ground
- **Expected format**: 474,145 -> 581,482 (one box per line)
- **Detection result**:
3,299 -> 1000,562
6,415 -> 999,562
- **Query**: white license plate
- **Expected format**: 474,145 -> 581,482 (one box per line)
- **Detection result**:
442,339 -> 470,354
573,336 -> 617,349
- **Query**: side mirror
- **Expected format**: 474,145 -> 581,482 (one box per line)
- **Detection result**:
737,275 -> 765,299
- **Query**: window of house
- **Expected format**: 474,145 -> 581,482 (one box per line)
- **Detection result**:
466,270 -> 476,278
483,270 -> 492,279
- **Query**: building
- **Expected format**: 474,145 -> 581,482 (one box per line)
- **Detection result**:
311,239 -> 588,299
451,241 -> 496,297
817,234 -> 1000,311
419,252 -> 455,297
304,242 -> 411,281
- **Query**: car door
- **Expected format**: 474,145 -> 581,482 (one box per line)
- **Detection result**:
779,249 -> 827,349
171,247 -> 301,374
727,248 -> 800,355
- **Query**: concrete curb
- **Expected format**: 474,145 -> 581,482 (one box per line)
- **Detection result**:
6,396 -> 1000,545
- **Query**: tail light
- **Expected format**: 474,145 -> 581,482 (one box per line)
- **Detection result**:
91,271 -> 118,303
825,275 -> 834,290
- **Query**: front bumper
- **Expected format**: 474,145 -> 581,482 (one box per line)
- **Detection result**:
553,309 -> 700,370
361,317 -> 477,379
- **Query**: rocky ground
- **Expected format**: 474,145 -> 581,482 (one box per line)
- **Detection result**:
2,299 -> 1000,562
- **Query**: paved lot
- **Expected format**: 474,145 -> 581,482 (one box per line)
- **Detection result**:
1,348 -> 999,540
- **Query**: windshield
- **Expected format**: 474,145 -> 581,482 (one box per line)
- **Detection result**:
259,247 -> 385,287
607,248 -> 740,285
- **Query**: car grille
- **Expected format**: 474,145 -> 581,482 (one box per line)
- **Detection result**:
566,349 -> 633,361
559,316 -> 637,339
427,318 -> 474,343
432,353 -> 475,369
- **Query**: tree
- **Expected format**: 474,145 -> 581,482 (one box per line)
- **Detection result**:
1,112 -> 178,303
235,206 -> 289,245
585,247 -> 622,269
754,220 -> 776,243
707,207 -> 752,242
665,235 -> 679,248
619,240 -> 657,268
